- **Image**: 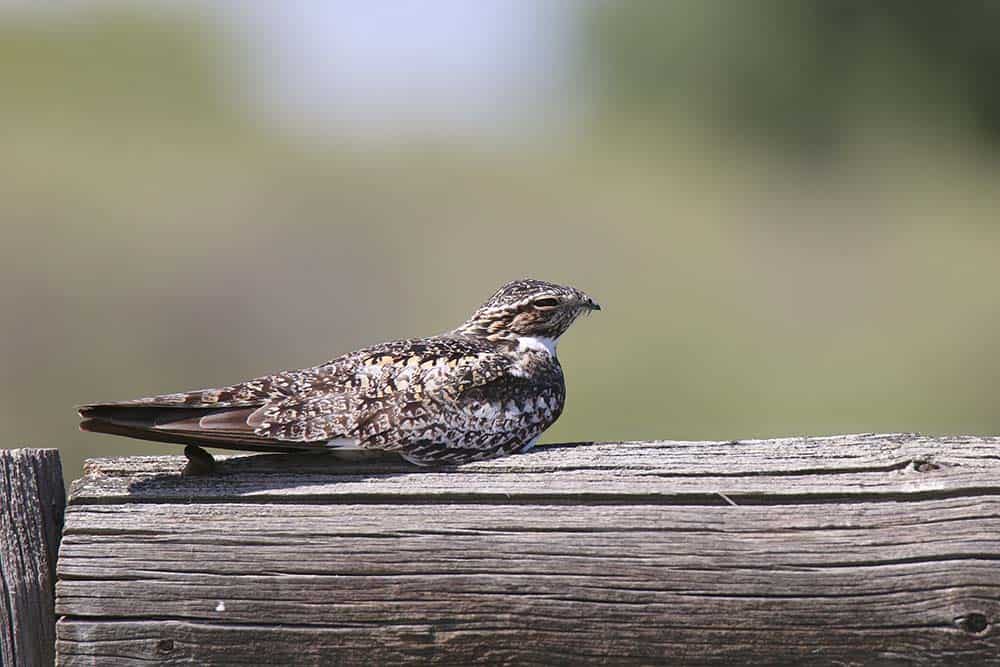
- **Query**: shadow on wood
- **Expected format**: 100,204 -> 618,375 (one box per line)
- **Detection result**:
1,448 -> 66,667
55,434 -> 1000,665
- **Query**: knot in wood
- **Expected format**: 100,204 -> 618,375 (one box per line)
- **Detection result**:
955,613 -> 990,635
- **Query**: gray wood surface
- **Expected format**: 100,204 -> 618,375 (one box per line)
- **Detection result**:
56,434 -> 1000,665
2,448 -> 66,667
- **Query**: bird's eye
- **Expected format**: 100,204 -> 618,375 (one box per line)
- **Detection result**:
532,297 -> 559,309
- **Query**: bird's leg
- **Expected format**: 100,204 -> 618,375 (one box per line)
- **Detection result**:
183,445 -> 216,475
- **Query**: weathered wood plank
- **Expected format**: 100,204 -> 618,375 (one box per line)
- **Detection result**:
56,621 -> 442,667
56,435 -> 1000,665
75,432 -> 1000,476
1,448 -> 66,667
66,434 -> 1000,505
54,619 -> 997,667
56,501 -> 1000,620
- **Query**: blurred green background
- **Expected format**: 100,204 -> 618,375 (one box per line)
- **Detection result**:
3,2 -> 1000,479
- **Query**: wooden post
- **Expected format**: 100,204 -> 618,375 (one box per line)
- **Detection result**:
56,434 -> 999,665
1,448 -> 66,667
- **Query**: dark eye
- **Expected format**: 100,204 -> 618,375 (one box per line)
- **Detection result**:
532,297 -> 559,309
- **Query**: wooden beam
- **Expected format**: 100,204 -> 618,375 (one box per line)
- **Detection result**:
1,448 -> 66,667
56,434 -> 1000,665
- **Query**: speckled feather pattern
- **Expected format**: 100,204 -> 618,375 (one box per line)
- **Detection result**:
79,279 -> 598,465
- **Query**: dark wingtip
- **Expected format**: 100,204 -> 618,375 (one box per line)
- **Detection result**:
78,418 -> 109,434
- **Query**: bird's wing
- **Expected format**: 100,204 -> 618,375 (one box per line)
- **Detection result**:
254,339 -> 516,448
256,340 -> 565,465
78,337 -> 518,456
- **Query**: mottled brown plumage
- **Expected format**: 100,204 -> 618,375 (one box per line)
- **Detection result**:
79,279 -> 600,465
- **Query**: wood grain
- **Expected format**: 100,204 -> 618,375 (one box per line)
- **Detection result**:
1,448 -> 66,667
56,435 -> 1000,665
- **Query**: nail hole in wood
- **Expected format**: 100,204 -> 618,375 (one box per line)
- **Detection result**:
956,613 -> 989,635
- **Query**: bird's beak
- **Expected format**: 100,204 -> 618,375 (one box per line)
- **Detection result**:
583,297 -> 601,311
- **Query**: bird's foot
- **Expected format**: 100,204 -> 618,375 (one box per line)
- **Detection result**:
183,445 -> 216,475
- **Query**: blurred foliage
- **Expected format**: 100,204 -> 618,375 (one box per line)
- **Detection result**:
2,7 -> 1000,481
587,1 -> 1000,153
0,10 -> 243,135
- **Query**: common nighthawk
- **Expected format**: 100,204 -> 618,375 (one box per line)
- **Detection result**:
79,279 -> 600,465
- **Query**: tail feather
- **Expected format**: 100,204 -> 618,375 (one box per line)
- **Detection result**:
77,403 -> 310,453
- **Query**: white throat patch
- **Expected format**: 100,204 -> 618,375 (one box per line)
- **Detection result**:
517,336 -> 558,357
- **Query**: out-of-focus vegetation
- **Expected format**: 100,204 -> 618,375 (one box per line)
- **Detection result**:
588,1 -> 1000,152
2,5 -> 1000,479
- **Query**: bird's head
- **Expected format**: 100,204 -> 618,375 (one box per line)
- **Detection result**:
454,279 -> 600,348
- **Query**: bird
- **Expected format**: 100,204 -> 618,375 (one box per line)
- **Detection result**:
78,279 -> 601,466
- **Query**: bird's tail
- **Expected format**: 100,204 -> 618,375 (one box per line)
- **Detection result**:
77,402 -> 305,453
